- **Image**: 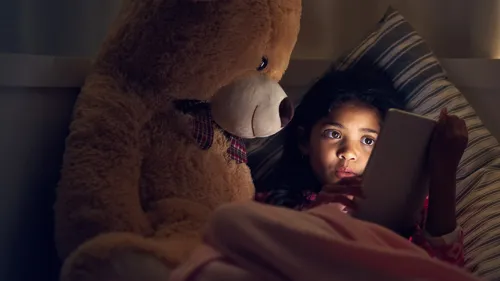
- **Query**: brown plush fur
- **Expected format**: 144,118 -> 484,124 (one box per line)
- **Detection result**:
54,0 -> 301,280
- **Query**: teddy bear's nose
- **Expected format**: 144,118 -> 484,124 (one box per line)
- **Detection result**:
279,97 -> 294,128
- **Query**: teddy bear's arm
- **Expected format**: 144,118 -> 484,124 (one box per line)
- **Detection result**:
55,87 -> 153,259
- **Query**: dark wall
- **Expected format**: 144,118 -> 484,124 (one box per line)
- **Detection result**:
0,86 -> 79,280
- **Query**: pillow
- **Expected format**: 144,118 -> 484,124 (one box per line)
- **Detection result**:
247,7 -> 500,279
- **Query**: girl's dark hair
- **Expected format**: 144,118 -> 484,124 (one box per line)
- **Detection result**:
259,64 -> 406,208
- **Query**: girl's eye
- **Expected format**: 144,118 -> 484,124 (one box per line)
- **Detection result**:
323,129 -> 341,139
361,136 -> 376,146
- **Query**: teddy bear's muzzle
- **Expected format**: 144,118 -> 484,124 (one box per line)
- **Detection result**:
211,75 -> 293,139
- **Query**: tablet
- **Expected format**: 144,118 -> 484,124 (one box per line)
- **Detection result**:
352,109 -> 437,231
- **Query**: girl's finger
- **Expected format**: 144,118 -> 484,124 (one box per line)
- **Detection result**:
311,194 -> 357,210
461,123 -> 469,137
322,183 -> 362,193
331,195 -> 357,210
319,186 -> 365,198
435,111 -> 448,135
337,176 -> 363,185
441,107 -> 448,117
437,108 -> 448,126
453,119 -> 467,135
458,118 -> 468,133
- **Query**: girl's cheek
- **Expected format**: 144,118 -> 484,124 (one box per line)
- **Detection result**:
319,147 -> 338,165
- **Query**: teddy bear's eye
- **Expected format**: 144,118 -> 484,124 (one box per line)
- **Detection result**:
257,56 -> 268,71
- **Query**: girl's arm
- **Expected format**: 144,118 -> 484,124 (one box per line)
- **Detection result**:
426,169 -> 457,237
423,168 -> 465,266
413,108 -> 468,267
412,222 -> 465,267
411,196 -> 464,267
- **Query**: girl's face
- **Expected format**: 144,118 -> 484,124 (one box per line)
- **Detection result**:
300,101 -> 382,185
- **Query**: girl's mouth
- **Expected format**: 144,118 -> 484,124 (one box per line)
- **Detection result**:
335,167 -> 357,179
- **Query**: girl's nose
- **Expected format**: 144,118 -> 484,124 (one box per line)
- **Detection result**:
338,146 -> 357,161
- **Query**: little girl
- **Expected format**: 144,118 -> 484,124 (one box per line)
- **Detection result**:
255,65 -> 469,267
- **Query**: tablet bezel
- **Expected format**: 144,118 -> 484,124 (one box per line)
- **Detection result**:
352,109 -> 437,231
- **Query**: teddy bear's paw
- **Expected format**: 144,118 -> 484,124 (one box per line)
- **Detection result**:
107,251 -> 173,281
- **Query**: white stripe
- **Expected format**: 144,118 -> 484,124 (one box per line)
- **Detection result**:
375,32 -> 422,69
339,13 -> 405,70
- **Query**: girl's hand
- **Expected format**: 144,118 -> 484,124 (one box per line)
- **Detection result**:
426,108 -> 468,236
309,177 -> 364,212
429,108 -> 468,176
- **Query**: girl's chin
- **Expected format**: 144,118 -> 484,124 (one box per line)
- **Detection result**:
329,176 -> 344,184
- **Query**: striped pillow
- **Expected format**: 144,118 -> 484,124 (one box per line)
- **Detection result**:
247,7 -> 500,278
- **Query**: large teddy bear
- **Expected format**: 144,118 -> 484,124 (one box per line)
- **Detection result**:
54,0 -> 301,280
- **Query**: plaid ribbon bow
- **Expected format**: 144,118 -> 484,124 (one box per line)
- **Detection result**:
174,99 -> 247,164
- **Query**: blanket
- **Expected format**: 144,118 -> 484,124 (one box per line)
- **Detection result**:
170,202 -> 481,281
